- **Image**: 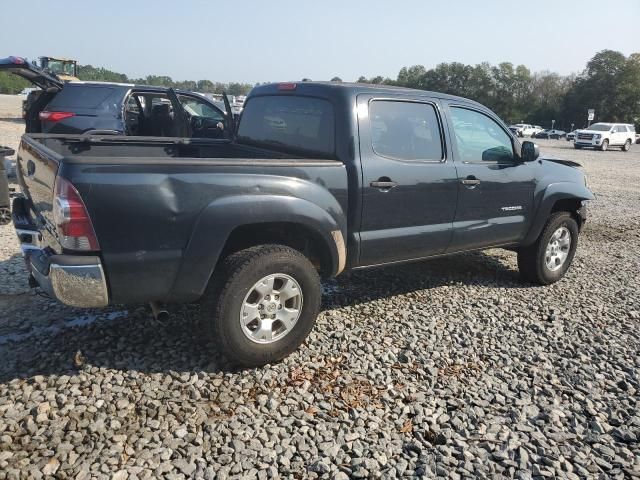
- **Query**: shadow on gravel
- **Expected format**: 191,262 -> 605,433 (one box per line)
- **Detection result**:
323,249 -> 528,309
0,117 -> 24,123
0,249 -> 530,382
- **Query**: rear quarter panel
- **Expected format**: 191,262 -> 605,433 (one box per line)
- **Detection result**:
60,160 -> 348,304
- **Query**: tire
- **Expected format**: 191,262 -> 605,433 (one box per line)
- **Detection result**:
573,144 -> 582,149
600,139 -> 609,151
200,244 -> 321,367
622,139 -> 631,152
0,207 -> 10,226
517,212 -> 579,285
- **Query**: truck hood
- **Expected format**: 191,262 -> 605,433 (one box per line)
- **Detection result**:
0,56 -> 63,91
576,128 -> 609,134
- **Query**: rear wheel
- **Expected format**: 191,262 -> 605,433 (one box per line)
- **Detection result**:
0,207 -> 10,226
622,139 -> 631,152
200,244 -> 321,367
518,212 -> 579,285
600,139 -> 609,151
573,144 -> 582,149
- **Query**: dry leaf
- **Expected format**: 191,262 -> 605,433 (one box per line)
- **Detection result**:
400,419 -> 413,433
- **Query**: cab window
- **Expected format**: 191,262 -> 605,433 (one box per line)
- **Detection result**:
369,100 -> 443,161
450,107 -> 514,163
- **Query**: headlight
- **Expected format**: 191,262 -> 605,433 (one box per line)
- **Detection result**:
594,134 -> 601,140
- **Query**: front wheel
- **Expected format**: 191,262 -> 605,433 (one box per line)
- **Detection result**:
600,139 -> 609,151
200,245 -> 321,367
574,144 -> 582,149
622,139 -> 631,152
517,212 -> 579,285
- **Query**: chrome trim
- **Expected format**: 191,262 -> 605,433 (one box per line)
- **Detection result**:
49,263 -> 109,308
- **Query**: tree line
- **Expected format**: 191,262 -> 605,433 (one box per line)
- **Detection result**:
1,50 -> 638,129
0,63 -> 254,96
354,50 -> 640,130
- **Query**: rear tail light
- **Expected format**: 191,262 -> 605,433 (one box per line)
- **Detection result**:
53,177 -> 100,251
39,111 -> 75,122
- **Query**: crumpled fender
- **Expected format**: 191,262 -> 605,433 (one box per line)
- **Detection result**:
522,181 -> 595,246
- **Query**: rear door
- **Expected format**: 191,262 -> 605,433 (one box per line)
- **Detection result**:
613,125 -> 628,145
357,94 -> 458,266
0,56 -> 63,91
444,103 -> 536,252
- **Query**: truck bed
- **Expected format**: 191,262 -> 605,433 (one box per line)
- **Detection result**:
17,134 -> 348,304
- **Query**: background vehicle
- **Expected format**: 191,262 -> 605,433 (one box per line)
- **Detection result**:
535,129 -> 566,139
12,82 -> 593,367
1,56 -> 231,139
509,123 -> 537,137
566,130 -> 577,141
38,56 -> 79,82
574,123 -> 635,151
0,146 -> 13,225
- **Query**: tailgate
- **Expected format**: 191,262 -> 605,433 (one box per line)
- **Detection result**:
17,135 -> 60,231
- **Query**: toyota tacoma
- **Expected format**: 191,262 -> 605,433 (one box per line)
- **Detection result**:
12,82 -> 593,366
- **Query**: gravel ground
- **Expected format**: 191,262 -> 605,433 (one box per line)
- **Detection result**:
0,103 -> 639,479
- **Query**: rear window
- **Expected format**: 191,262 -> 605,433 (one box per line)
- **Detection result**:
238,95 -> 335,157
48,85 -> 116,109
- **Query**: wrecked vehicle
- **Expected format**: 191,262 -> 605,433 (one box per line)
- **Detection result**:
1,56 -> 231,139
12,81 -> 593,366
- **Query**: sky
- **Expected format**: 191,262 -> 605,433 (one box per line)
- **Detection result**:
2,0 -> 639,84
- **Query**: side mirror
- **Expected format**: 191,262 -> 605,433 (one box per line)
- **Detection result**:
521,141 -> 539,162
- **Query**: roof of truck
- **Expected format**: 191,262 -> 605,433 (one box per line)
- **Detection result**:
250,81 -> 485,108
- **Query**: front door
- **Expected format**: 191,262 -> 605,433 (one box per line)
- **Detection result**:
444,104 -> 536,252
357,95 -> 458,266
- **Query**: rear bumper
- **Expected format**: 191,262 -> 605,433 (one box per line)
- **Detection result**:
31,254 -> 109,308
13,199 -> 109,308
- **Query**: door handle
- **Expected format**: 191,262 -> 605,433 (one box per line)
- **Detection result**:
461,176 -> 480,187
370,178 -> 398,189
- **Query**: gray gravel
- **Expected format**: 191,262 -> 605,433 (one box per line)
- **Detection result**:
1,130 -> 639,479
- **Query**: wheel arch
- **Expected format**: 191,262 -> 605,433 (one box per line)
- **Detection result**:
522,182 -> 594,246
166,194 -> 346,302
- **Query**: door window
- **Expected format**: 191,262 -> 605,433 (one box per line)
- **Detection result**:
177,94 -> 226,139
369,100 -> 443,161
450,107 -> 514,163
178,95 -> 224,121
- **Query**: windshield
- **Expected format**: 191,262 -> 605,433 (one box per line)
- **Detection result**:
588,123 -> 612,131
43,59 -> 75,76
238,95 -> 335,158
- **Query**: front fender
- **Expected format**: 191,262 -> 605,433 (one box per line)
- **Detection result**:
168,194 -> 345,302
522,182 -> 595,246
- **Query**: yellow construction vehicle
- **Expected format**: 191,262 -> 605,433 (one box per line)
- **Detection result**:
38,56 -> 78,82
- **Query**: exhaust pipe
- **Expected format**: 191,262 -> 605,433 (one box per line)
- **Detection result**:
149,302 -> 169,322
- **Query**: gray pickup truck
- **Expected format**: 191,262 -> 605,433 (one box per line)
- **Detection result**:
12,82 -> 593,366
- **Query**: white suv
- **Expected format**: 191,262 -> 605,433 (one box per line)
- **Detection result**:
509,123 -> 540,137
574,123 -> 636,151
